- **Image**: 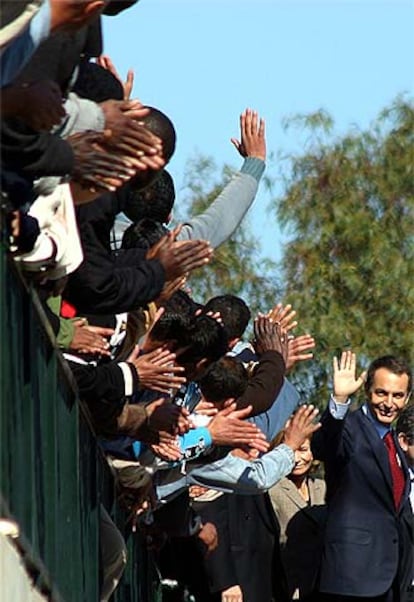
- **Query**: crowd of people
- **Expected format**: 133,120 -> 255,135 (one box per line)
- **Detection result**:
1,2 -> 413,602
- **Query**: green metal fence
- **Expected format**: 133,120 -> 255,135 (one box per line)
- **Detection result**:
0,243 -> 161,601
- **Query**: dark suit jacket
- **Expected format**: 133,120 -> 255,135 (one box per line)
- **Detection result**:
194,492 -> 287,602
312,406 -> 413,599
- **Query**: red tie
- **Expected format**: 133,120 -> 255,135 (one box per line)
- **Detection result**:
383,431 -> 405,509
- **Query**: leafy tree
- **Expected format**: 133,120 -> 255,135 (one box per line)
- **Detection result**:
173,154 -> 281,324
272,96 -> 414,405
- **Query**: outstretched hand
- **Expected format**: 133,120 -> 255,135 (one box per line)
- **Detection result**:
333,350 -> 366,403
127,345 -> 186,394
283,405 -> 321,451
231,108 -> 266,161
253,313 -> 289,365
286,334 -> 315,372
208,403 -> 269,452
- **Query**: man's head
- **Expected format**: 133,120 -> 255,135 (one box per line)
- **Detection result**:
126,107 -> 176,190
123,169 -> 175,224
364,356 -> 412,426
144,312 -> 228,381
198,356 -> 249,408
396,405 -> 414,468
203,294 -> 251,349
121,218 -> 168,251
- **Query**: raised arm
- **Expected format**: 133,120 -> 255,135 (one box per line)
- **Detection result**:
177,108 -> 266,248
183,405 -> 320,495
236,314 -> 288,415
312,350 -> 366,461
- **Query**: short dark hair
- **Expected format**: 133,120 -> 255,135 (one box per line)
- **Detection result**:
204,294 -> 251,341
163,290 -> 202,317
73,60 -> 124,102
396,404 -> 414,444
178,314 -> 228,367
149,312 -> 227,366
365,355 -> 412,395
149,312 -> 190,347
124,107 -> 176,190
123,169 -> 175,223
198,356 -> 248,404
121,218 -> 168,250
140,106 -> 176,164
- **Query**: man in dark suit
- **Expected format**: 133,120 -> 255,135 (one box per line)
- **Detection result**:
312,351 -> 413,602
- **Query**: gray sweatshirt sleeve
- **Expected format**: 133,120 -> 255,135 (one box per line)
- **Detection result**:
177,157 -> 265,248
57,92 -> 105,137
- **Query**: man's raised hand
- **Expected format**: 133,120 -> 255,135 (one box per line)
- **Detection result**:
333,350 -> 366,403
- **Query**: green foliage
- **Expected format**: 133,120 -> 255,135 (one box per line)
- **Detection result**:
272,97 -> 414,406
173,154 -> 281,325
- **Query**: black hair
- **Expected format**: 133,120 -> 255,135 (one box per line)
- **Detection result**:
203,294 -> 251,341
140,106 -> 176,163
198,356 -> 248,404
178,314 -> 228,367
396,404 -> 414,444
163,290 -> 202,317
123,169 -> 175,223
121,218 -> 168,250
149,312 -> 191,347
123,107 -> 177,191
73,60 -> 124,102
365,355 -> 412,396
149,312 -> 227,369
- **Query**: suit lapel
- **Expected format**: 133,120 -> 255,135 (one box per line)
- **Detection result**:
356,409 -> 402,508
280,478 -> 307,512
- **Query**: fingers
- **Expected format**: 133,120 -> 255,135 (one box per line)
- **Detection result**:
126,344 -> 140,362
124,69 -> 134,100
293,404 -> 320,430
231,405 -> 253,420
248,438 -> 270,453
216,401 -> 236,416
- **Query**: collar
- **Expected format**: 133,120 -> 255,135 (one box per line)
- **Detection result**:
362,403 -> 390,439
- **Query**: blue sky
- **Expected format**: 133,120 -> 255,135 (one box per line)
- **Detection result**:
103,0 -> 414,262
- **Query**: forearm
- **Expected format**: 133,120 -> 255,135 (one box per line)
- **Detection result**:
67,359 -> 139,403
236,351 -> 285,415
187,443 -> 295,494
65,259 -> 165,314
177,157 -> 265,248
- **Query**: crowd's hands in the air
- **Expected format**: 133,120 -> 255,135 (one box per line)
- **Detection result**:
146,225 -> 213,281
149,400 -> 269,464
262,302 -> 315,372
126,345 -> 186,394
283,404 -> 321,452
70,320 -> 114,355
253,312 -> 289,365
332,350 -> 367,403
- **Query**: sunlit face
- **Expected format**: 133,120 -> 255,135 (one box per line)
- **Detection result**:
367,368 -> 410,426
291,438 -> 313,477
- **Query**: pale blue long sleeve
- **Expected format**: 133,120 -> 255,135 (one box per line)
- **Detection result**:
155,443 -> 295,500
